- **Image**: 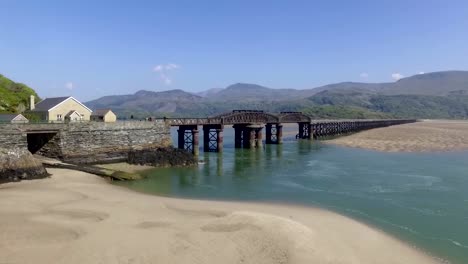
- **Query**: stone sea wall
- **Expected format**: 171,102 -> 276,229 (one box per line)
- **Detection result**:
0,121 -> 193,182
40,121 -> 173,164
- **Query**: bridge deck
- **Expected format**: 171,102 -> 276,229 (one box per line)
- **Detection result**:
161,117 -> 413,126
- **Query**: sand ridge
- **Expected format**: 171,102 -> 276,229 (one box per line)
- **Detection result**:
0,168 -> 441,264
327,120 -> 468,152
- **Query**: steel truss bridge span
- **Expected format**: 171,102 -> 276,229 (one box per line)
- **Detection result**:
160,111 -> 416,154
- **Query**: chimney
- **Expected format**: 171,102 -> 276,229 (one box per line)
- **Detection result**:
30,95 -> 35,110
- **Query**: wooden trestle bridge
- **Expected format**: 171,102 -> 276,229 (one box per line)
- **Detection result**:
162,110 -> 416,155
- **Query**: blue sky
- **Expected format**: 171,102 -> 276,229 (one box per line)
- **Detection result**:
1,0 -> 468,101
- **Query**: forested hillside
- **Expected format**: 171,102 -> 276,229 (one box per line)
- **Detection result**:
0,74 -> 40,113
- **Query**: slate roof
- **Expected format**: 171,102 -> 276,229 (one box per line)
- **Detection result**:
33,96 -> 70,111
0,114 -> 19,122
32,96 -> 92,113
91,109 -> 112,116
0,113 -> 27,122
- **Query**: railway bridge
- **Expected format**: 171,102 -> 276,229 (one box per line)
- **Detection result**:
163,110 -> 416,155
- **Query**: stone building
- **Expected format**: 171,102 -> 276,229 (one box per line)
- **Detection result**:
91,109 -> 117,122
0,113 -> 29,123
27,95 -> 92,122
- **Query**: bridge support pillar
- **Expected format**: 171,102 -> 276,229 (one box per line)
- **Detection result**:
203,124 -> 224,152
249,128 -> 256,149
256,127 -> 263,149
233,124 -> 245,148
265,123 -> 283,144
233,124 -> 263,149
298,122 -> 312,140
177,125 -> 199,155
193,129 -> 199,156
311,123 -> 318,139
247,125 -> 263,149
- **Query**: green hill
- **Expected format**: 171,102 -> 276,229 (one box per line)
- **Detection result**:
308,90 -> 468,119
0,74 -> 40,113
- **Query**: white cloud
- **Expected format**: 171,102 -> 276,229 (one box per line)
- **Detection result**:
153,63 -> 180,72
153,65 -> 163,72
360,72 -> 369,79
166,63 -> 179,70
65,82 -> 73,90
419,71 -> 425,74
152,63 -> 180,85
391,73 -> 404,81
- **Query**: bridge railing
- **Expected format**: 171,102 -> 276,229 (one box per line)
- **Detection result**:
158,118 -> 223,126
160,116 -> 418,127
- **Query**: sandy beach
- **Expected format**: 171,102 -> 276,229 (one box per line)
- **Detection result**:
0,168 -> 440,264
327,120 -> 468,152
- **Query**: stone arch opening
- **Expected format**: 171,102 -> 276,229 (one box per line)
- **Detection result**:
27,132 -> 59,156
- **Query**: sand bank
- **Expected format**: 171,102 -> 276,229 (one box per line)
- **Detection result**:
0,168 -> 440,264
327,120 -> 468,152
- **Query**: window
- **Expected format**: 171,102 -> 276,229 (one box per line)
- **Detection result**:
57,114 -> 62,121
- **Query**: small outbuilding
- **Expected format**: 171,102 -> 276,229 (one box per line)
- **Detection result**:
91,109 -> 117,122
65,110 -> 83,122
0,113 -> 29,123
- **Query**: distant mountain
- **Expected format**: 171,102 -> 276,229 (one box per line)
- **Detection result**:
205,83 -> 307,101
308,89 -> 468,119
311,82 -> 390,94
305,71 -> 468,97
85,70 -> 468,119
196,88 -> 223,97
86,89 -> 203,117
381,71 -> 468,96
199,71 -> 468,101
0,74 -> 40,113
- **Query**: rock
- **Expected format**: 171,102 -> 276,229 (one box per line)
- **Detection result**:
0,148 -> 48,183
128,147 -> 197,167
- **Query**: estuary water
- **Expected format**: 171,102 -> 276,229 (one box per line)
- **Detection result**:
117,127 -> 468,264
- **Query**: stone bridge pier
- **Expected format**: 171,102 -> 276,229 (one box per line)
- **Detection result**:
233,124 -> 264,149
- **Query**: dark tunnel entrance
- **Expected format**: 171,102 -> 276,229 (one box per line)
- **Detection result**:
27,132 -> 58,154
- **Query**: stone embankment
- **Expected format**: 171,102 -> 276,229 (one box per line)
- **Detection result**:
34,121 -> 174,164
0,121 -> 196,183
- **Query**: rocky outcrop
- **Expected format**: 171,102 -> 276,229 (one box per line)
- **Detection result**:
0,148 -> 48,183
128,147 -> 197,167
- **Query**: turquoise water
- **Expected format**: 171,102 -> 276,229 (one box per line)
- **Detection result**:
117,128 -> 468,263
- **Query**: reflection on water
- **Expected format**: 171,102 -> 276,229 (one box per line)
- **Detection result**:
116,131 -> 468,264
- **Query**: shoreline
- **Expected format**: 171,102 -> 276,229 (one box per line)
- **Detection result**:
0,168 -> 442,264
95,162 -> 156,173
111,184 -> 446,263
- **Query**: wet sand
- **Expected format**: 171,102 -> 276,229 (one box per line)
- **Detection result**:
95,162 -> 155,173
0,168 -> 440,264
327,120 -> 468,152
